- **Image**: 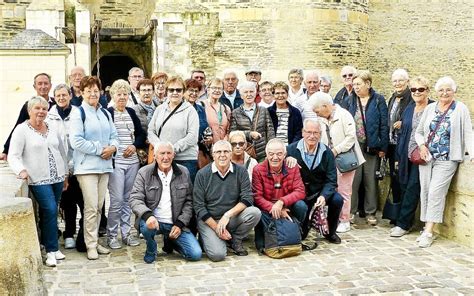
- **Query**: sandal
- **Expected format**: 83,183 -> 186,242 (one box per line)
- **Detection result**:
301,242 -> 318,251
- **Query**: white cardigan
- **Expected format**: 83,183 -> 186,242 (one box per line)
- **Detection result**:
319,105 -> 365,166
9,121 -> 68,184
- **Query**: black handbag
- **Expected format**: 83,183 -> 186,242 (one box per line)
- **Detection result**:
382,188 -> 400,221
335,147 -> 359,173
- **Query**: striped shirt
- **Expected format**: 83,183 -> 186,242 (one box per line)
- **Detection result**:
114,110 -> 139,165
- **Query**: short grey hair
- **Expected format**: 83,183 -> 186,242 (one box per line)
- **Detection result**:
53,83 -> 72,96
435,76 -> 457,92
27,96 -> 49,113
109,79 -> 131,98
320,75 -> 332,85
212,140 -> 232,153
222,69 -> 238,79
265,138 -> 286,154
307,91 -> 333,109
391,68 -> 409,81
229,130 -> 246,142
305,70 -> 320,81
239,80 -> 257,92
303,118 -> 321,130
288,68 -> 304,80
129,67 -> 144,76
341,65 -> 357,76
154,141 -> 175,157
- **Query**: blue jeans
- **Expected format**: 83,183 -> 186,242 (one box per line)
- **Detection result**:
174,160 -> 198,183
255,200 -> 307,250
30,182 -> 64,252
139,219 -> 202,261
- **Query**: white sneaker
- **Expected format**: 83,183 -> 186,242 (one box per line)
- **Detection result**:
390,226 -> 408,237
416,231 -> 426,242
45,252 -> 57,267
64,237 -> 76,249
336,221 -> 351,233
418,232 -> 434,248
55,250 -> 66,260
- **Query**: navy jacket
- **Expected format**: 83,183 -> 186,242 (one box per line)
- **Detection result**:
194,103 -> 209,142
107,107 -> 146,149
267,102 -> 303,144
347,88 -> 389,153
220,90 -> 243,110
287,141 -> 337,202
334,87 -> 354,110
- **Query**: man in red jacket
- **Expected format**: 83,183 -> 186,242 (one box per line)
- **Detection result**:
252,138 -> 308,252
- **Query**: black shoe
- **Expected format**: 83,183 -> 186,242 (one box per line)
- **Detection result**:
301,242 -> 318,251
230,240 -> 248,256
324,233 -> 342,244
98,226 -> 106,237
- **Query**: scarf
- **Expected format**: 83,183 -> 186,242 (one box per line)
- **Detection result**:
140,101 -> 155,123
57,105 -> 72,120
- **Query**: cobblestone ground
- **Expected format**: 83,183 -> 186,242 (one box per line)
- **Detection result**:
44,216 -> 474,295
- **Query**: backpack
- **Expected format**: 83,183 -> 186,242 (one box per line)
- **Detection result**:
79,106 -> 110,123
261,212 -> 302,259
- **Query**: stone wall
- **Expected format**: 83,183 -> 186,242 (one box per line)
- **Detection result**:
0,0 -> 32,40
366,0 -> 474,115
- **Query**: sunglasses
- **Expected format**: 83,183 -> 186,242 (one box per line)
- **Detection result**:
167,88 -> 183,93
230,141 -> 246,148
410,87 -> 427,93
342,73 -> 353,79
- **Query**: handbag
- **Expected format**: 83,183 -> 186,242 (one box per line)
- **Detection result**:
261,212 -> 302,259
309,205 -> 329,236
325,124 -> 360,173
382,188 -> 400,221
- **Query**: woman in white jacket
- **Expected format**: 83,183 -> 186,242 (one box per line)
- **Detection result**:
9,96 -> 68,267
309,91 -> 365,233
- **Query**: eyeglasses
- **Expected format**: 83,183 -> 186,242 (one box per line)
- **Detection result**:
410,87 -> 427,93
303,130 -> 321,136
213,150 -> 231,155
438,88 -> 454,94
230,141 -> 245,148
274,91 -> 287,96
187,89 -> 199,94
392,79 -> 407,84
167,88 -> 183,93
140,88 -> 154,93
209,86 -> 223,91
342,73 -> 353,79
130,75 -> 143,80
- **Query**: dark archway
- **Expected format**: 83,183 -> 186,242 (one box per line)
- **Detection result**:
92,53 -> 139,90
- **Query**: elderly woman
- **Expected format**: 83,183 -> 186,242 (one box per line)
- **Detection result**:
258,81 -> 275,108
386,69 -> 413,213
204,78 -> 232,143
148,76 -> 199,182
132,79 -> 156,165
230,81 -> 275,162
151,72 -> 168,105
9,96 -> 68,267
106,79 -> 146,249
391,76 -> 433,238
267,81 -> 303,145
309,91 -> 365,233
69,76 -> 119,260
47,84 -> 85,250
346,70 -> 389,226
229,130 -> 258,181
184,79 -> 212,168
415,76 -> 473,248
319,75 -> 332,94
287,68 -> 305,104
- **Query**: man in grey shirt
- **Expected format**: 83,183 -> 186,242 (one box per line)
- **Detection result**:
193,140 -> 261,261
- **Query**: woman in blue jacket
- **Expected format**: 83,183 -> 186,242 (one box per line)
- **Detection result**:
69,76 -> 119,260
267,81 -> 303,145
346,70 -> 389,226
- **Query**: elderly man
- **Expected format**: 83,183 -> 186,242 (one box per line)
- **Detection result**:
294,71 -> 320,121
130,142 -> 202,264
1,73 -> 55,160
69,67 -> 108,108
220,70 -> 243,110
334,65 -> 357,109
245,67 -> 262,104
287,119 -> 344,244
191,69 -> 207,101
193,140 -> 261,261
252,138 -> 307,252
127,67 -> 144,106
320,75 -> 332,94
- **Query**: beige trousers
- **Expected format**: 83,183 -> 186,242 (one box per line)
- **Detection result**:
76,173 -> 109,249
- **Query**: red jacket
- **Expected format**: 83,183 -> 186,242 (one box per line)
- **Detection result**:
252,160 -> 306,212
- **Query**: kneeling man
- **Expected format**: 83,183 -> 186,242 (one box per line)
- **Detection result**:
130,142 -> 202,263
193,140 -> 261,261
252,138 -> 307,252
287,119 -> 344,244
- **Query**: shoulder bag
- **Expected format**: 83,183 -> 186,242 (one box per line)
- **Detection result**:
325,124 -> 359,173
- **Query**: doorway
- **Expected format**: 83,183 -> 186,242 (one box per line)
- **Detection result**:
92,53 -> 139,89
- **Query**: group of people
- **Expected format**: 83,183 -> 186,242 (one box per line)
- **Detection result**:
3,64 -> 472,267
